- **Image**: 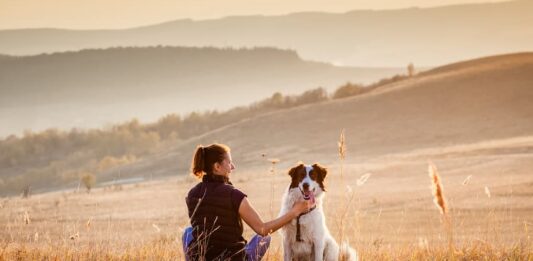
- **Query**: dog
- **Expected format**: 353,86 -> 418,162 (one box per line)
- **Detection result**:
279,163 -> 357,261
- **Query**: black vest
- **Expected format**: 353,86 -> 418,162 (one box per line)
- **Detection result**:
185,174 -> 246,261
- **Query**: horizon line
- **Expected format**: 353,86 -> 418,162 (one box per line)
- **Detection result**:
0,0 -> 513,31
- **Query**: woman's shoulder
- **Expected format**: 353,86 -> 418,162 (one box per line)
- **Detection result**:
187,182 -> 205,197
229,185 -> 246,197
222,181 -> 245,196
229,186 -> 247,211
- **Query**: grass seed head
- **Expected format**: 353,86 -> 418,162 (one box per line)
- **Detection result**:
338,129 -> 346,160
428,162 -> 447,215
152,223 -> 161,233
23,211 -> 30,225
462,175 -> 472,186
69,232 -> 79,240
268,158 -> 280,164
484,186 -> 491,198
86,218 -> 92,230
357,173 -> 372,186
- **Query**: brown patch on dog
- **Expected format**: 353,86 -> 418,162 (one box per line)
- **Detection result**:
288,163 -> 327,192
311,163 -> 327,192
288,164 -> 306,189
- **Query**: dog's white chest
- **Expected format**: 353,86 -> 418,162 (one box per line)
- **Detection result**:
286,211 -> 323,256
291,240 -> 316,259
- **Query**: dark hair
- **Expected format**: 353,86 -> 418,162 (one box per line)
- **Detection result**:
191,143 -> 230,178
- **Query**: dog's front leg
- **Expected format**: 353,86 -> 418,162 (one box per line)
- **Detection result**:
313,238 -> 325,261
283,238 -> 293,261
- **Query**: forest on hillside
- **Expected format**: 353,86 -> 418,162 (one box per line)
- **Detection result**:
0,73 -> 409,196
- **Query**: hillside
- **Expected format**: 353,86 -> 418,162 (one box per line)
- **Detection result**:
2,52 -> 532,196
0,1 -> 531,67
117,52 -> 533,178
1,54 -> 532,261
0,46 -> 402,137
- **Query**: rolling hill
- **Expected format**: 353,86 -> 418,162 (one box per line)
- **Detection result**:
2,54 -> 533,259
0,46 -> 402,137
115,52 -> 533,179
2,52 -> 532,196
0,1 -> 531,67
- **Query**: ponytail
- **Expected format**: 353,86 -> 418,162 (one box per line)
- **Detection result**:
190,143 -> 230,179
191,146 -> 205,178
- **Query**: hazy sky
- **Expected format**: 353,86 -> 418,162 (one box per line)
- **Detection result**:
0,0 -> 509,30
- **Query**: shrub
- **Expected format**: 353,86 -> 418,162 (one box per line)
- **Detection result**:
81,173 -> 96,193
333,82 -> 367,99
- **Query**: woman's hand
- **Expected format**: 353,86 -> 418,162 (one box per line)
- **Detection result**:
291,199 -> 316,216
239,197 -> 317,236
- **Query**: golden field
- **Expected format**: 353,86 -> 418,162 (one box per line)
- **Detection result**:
2,136 -> 533,260
2,53 -> 533,260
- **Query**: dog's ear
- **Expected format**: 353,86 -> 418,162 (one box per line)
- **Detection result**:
312,163 -> 327,191
288,163 -> 304,177
288,163 -> 304,188
312,163 -> 327,179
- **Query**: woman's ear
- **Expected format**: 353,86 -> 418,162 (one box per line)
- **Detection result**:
212,161 -> 221,173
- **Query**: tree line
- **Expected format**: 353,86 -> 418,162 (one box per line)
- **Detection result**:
0,72 -> 410,196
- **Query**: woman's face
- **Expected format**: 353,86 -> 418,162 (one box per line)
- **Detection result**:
214,152 -> 235,176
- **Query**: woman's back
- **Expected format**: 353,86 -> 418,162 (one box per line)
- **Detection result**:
185,174 -> 247,260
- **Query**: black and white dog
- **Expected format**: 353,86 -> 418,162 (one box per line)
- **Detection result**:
279,163 -> 357,261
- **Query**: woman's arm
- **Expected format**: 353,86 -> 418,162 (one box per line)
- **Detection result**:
238,197 -> 312,236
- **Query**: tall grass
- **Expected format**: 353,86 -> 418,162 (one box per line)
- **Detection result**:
1,133 -> 533,260
336,128 -> 355,255
2,239 -> 531,260
268,158 -> 280,220
428,161 -> 453,252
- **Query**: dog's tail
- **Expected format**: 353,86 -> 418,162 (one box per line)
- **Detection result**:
339,241 -> 358,261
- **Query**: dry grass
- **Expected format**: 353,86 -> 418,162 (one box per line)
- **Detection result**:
428,162 -> 447,215
1,242 -> 531,260
1,237 -> 531,260
1,137 -> 533,260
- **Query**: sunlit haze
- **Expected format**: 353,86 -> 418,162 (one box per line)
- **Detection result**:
0,0 -> 510,29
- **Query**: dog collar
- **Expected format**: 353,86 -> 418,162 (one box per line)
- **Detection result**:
300,205 -> 316,215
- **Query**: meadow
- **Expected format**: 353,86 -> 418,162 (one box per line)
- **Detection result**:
2,53 -> 533,260
2,133 -> 532,260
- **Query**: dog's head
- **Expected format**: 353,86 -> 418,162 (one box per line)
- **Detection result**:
288,163 -> 327,199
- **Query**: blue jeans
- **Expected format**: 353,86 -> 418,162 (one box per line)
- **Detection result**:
182,226 -> 271,261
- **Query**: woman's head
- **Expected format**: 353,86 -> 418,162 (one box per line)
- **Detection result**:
191,143 -> 235,178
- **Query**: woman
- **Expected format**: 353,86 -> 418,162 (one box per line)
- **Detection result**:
182,143 -> 314,261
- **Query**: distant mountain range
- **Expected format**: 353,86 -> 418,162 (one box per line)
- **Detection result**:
0,0 -> 531,67
0,46 -> 403,137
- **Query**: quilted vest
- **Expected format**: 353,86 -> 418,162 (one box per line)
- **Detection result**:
185,174 -> 246,261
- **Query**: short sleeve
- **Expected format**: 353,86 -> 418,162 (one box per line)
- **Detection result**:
231,188 -> 247,211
